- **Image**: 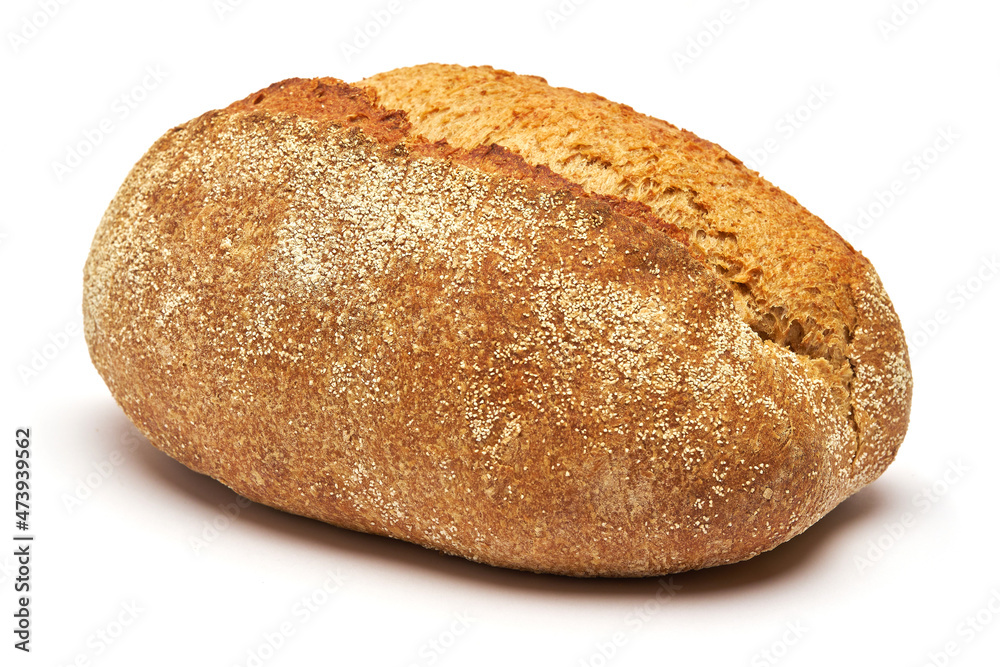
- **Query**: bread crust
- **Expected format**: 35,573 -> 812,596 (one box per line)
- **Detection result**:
361,64 -> 912,500
83,73 -> 912,576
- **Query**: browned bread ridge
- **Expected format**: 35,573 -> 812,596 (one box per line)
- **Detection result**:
359,65 -> 913,485
83,72 -> 912,577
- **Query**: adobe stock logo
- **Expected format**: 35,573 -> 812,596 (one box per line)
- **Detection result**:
232,570 -> 348,667
338,0 -> 417,63
50,65 -> 168,181
54,601 -> 144,666
576,578 -> 682,667
920,589 -> 1000,667
742,85 -> 834,172
877,0 -> 932,40
16,321 -> 81,386
544,0 -> 591,30
907,255 -> 998,358
671,0 -> 755,73
61,425 -> 145,514
406,612 -> 476,667
844,127 -> 958,242
212,0 -> 249,20
750,621 -> 808,667
854,460 -> 969,573
189,496 -> 253,554
7,0 -> 72,54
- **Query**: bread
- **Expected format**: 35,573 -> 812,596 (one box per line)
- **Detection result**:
83,66 -> 912,577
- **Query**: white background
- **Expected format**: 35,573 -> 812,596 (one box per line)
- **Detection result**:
2,0 -> 998,665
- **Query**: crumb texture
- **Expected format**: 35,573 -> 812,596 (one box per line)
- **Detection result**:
83,74 -> 912,576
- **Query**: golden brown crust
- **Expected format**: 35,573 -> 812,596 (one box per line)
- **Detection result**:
360,63 -> 913,495
83,72 -> 912,576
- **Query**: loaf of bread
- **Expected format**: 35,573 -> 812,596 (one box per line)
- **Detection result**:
83,65 -> 912,577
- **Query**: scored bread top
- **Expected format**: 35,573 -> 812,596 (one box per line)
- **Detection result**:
360,65 -> 857,362
227,77 -> 691,248
84,74 -> 911,576
360,64 -> 912,487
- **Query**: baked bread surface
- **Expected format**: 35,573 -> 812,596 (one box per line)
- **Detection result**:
360,64 -> 913,481
83,70 -> 912,576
